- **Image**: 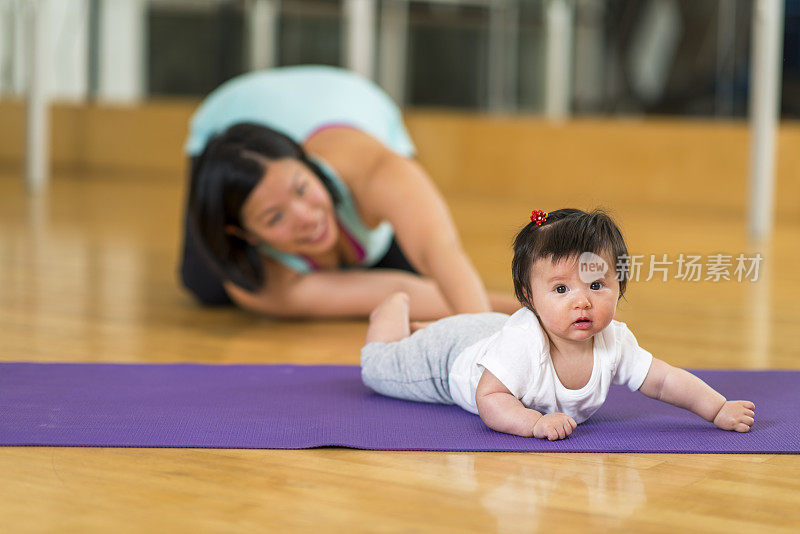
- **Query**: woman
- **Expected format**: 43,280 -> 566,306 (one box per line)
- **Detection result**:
180,65 -> 515,319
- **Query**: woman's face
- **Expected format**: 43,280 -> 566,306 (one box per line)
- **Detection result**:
237,158 -> 338,256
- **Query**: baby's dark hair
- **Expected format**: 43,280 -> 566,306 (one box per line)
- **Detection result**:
512,208 -> 629,310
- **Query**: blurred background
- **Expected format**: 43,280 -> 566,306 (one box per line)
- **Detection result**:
1,4 -> 799,530
1,0 -> 798,117
1,0 -> 798,319
1,0 -> 797,320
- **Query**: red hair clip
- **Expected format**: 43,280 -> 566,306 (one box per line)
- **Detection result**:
530,210 -> 548,226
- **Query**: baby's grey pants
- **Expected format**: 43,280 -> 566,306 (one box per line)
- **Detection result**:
360,312 -> 508,404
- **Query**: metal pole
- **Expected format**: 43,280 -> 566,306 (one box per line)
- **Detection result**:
378,0 -> 408,105
544,0 -> 574,120
343,0 -> 376,79
25,0 -> 49,194
249,0 -> 279,71
98,0 -> 145,102
747,0 -> 784,241
88,0 -> 100,99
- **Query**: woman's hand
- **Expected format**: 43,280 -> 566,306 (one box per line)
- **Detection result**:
713,400 -> 755,432
532,413 -> 577,441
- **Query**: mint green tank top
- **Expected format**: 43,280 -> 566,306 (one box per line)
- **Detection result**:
185,65 -> 415,158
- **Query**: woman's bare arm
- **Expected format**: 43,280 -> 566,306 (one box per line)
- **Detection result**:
307,127 -> 492,315
224,267 -> 452,320
362,154 -> 491,314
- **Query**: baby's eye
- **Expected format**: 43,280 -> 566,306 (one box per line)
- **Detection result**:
268,212 -> 283,226
297,183 -> 307,196
555,285 -> 568,294
590,281 -> 604,290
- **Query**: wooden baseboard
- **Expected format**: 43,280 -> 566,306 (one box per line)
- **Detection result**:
2,100 -> 798,213
0,98 -> 199,176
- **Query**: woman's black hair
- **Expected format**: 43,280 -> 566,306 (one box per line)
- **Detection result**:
187,122 -> 341,292
511,208 -> 629,310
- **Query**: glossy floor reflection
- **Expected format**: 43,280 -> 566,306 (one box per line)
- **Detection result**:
1,168 -> 799,532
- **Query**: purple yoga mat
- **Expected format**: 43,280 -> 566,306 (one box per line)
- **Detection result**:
0,363 -> 796,453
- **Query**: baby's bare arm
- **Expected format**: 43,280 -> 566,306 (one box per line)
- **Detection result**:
475,369 -> 577,439
639,358 -> 726,420
639,358 -> 755,431
475,369 -> 542,437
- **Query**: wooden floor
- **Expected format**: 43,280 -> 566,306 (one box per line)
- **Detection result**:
1,155 -> 799,532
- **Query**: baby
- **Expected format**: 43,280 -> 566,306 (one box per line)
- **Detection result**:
361,208 -> 755,440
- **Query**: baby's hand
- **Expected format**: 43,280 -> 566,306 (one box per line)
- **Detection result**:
713,400 -> 755,432
532,413 -> 577,441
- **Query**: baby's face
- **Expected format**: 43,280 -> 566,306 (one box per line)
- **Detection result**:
528,254 -> 620,345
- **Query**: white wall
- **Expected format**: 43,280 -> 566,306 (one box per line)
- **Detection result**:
0,0 -> 88,101
0,0 -> 144,102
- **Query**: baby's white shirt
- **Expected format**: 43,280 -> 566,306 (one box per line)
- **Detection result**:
448,308 -> 654,423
